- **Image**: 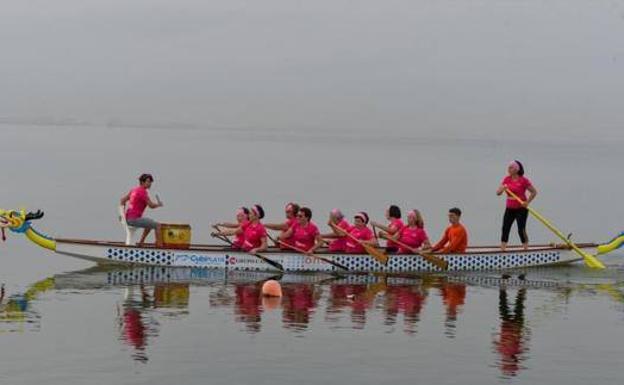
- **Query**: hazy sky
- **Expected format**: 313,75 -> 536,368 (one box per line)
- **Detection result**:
1,0 -> 623,138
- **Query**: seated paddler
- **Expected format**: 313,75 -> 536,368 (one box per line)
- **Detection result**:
431,207 -> 468,254
213,204 -> 268,254
279,207 -> 323,254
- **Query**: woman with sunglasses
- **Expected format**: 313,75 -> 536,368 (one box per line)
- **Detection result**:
280,207 -> 323,253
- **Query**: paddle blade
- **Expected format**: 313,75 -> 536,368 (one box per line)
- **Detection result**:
421,253 -> 448,270
254,254 -> 285,272
583,252 -> 606,269
363,243 -> 389,265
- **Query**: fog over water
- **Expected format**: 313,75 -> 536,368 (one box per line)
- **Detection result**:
2,1 -> 624,385
2,0 -> 624,139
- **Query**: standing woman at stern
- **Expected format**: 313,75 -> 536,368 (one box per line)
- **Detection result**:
496,160 -> 537,251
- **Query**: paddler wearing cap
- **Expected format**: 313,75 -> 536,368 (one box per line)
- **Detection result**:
120,173 -> 164,247
496,160 -> 538,251
345,212 -> 378,253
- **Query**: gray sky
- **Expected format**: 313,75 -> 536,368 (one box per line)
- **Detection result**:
1,0 -> 624,139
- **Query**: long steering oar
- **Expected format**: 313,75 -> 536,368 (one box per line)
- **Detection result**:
504,188 -> 605,269
276,239 -> 349,271
329,223 -> 389,265
211,226 -> 284,272
380,234 -> 448,270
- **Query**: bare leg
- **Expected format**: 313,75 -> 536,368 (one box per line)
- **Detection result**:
501,242 -> 507,251
138,228 -> 151,246
522,242 -> 529,250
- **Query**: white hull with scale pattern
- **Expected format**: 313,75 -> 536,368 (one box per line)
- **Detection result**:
54,238 -> 592,273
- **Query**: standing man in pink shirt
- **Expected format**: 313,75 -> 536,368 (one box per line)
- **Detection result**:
120,173 -> 164,247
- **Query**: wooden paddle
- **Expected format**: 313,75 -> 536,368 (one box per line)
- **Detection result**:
329,223 -> 389,265
276,239 -> 349,271
371,223 -> 380,243
504,187 -> 605,269
211,225 -> 285,272
380,233 -> 448,270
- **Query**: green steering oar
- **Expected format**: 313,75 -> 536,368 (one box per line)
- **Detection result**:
505,188 -> 605,269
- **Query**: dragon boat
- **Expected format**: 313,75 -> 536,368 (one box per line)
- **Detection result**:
2,209 -> 624,273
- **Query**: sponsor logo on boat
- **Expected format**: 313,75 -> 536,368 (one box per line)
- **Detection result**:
303,256 -> 323,265
227,254 -> 269,266
174,253 -> 226,267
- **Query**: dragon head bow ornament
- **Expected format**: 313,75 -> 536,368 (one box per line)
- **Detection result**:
0,209 -> 53,249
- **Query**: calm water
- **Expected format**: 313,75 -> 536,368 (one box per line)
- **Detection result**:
1,124 -> 624,385
2,265 -> 624,385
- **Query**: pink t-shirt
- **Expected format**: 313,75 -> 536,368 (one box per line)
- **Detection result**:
233,220 -> 250,249
345,226 -> 374,254
242,222 -> 267,252
279,217 -> 299,249
125,186 -> 149,220
329,219 -> 352,252
398,226 -> 429,253
290,221 -> 320,251
385,218 -> 405,249
503,176 -> 533,209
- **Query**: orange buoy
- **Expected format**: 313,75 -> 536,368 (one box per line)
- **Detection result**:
261,280 -> 282,297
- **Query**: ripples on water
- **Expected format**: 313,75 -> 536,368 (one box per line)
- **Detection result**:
3,265 -> 624,382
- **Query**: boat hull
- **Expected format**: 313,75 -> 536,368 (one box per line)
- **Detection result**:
55,239 -> 595,273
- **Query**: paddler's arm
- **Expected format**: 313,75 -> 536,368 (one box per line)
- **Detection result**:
120,192 -> 130,206
371,221 -> 390,232
361,235 -> 378,247
379,231 -> 400,242
265,222 -> 288,231
279,226 -> 295,241
250,236 -> 268,254
420,239 -> 433,251
307,234 -> 324,254
524,185 -> 538,207
146,195 -> 163,209
216,222 -> 239,228
431,229 -> 449,252
214,226 -> 242,237
327,221 -> 347,237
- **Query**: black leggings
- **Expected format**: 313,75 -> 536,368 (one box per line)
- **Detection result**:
501,208 -> 529,244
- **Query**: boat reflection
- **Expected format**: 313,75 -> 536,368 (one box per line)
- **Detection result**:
3,265 -> 624,371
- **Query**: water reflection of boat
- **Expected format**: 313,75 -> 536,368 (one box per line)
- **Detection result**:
4,265 -> 624,366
